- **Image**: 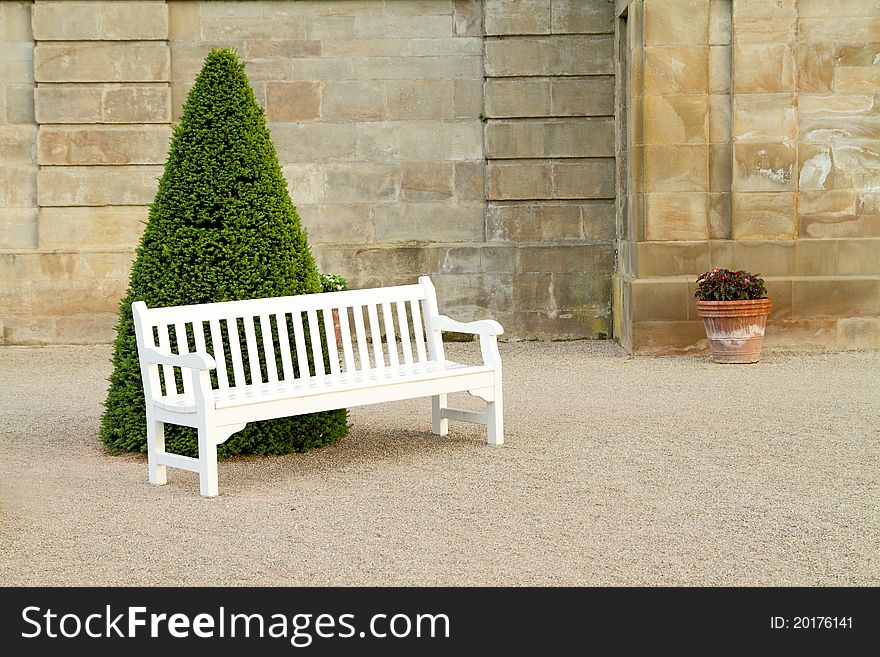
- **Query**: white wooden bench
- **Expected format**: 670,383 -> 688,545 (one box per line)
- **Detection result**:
132,276 -> 503,497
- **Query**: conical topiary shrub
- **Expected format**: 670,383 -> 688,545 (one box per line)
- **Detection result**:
99,48 -> 349,458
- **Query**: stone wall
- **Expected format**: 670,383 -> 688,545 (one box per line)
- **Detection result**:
614,0 -> 880,353
0,0 -> 617,344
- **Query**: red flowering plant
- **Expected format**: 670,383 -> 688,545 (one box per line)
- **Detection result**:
695,267 -> 767,301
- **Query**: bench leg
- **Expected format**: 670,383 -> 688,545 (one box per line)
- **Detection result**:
487,379 -> 504,446
147,418 -> 167,486
198,426 -> 220,497
432,394 -> 449,436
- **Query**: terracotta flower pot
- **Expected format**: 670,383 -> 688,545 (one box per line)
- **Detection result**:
696,298 -> 772,364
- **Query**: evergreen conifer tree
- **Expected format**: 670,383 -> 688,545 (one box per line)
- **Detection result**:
99,48 -> 348,457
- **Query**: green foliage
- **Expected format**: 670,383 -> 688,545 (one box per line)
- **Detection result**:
319,272 -> 348,293
99,48 -> 348,459
695,267 -> 767,301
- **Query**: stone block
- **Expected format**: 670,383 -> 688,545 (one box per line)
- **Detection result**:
484,79 -> 551,118
453,161 -> 484,201
246,40 -> 322,59
799,214 -> 880,239
1,1 -> 32,40
37,165 -> 162,206
733,143 -> 796,192
731,192 -> 796,240
631,320 -> 707,356
0,279 -> 33,315
732,44 -> 795,93
486,203 -> 581,241
645,0 -> 708,45
401,161 -> 454,201
316,245 -> 429,280
245,59 -> 296,82
798,18 -> 880,43
37,125 -> 171,165
709,0 -> 732,45
4,165 -> 37,206
321,80 -> 385,121
34,43 -> 170,83
372,202 -> 484,242
269,123 -> 357,162
836,239 -> 880,276
484,0 -> 551,36
429,246 -> 482,275
485,118 -> 613,159
709,193 -> 732,239
645,192 -> 709,241
837,317 -> 880,350
101,3 -> 168,40
453,0 -> 482,37
550,77 -> 614,116
31,3 -> 100,40
518,243 -> 613,273
4,83 -> 32,124
630,278 -> 690,321
553,159 -> 615,199
308,17 -> 357,40
730,15 -> 796,44
799,190 -> 857,217
199,16 -> 307,40
320,39 -> 410,58
0,208 -> 38,250
103,85 -> 170,123
643,95 -> 708,145
551,0 -> 614,34
353,55 -> 479,80
281,163 -> 324,205
792,277 -> 880,318
733,94 -> 796,144
386,79 -> 453,120
797,43 -> 834,93
709,45 -> 731,95
0,125 -> 35,163
296,203 -> 372,245
793,239 -> 839,276
481,246 -> 517,273
762,279 -> 792,319
167,0 -> 199,40
0,315 -> 59,346
383,1 -> 453,16
266,82 -> 322,122
354,14 -> 453,39
709,143 -> 732,192
797,143 -> 847,192
485,35 -> 613,76
582,201 -> 615,241
644,145 -> 709,192
357,121 -> 482,162
34,85 -> 103,124
324,163 -> 400,203
453,78 -> 482,120
37,206 -> 147,249
410,37 -> 483,57
833,67 -> 880,94
636,241 -> 710,278
0,58 -> 33,85
643,46 -> 708,94
709,94 -> 731,143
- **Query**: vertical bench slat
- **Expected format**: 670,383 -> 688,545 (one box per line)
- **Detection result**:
396,300 -> 413,365
208,319 -> 229,389
307,309 -> 325,377
156,324 -> 174,396
367,303 -> 384,369
410,299 -> 427,363
259,314 -> 278,383
338,307 -> 356,373
382,302 -> 400,368
352,305 -> 370,371
226,318 -> 245,387
322,309 -> 341,376
275,313 -> 294,381
174,321 -> 192,396
292,312 -> 310,378
243,316 -> 262,385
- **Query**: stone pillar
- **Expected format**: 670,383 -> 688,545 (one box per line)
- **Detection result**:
28,0 -> 170,342
483,0 -> 616,338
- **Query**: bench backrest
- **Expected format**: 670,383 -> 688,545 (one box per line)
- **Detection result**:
133,277 -> 445,398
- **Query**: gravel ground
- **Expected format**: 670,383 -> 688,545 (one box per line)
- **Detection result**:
0,341 -> 877,586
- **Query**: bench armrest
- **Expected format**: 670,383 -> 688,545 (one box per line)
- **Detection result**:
433,315 -> 504,337
141,347 -> 216,370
